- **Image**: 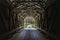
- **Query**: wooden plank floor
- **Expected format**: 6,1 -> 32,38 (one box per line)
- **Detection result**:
9,28 -> 49,40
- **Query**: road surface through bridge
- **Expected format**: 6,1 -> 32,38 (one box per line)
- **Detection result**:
9,28 -> 49,40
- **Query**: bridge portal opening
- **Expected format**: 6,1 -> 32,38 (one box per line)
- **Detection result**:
24,16 -> 37,28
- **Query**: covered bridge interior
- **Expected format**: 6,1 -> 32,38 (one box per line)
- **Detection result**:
0,0 -> 60,40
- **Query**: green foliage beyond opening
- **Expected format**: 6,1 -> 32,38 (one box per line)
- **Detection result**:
24,21 -> 36,28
